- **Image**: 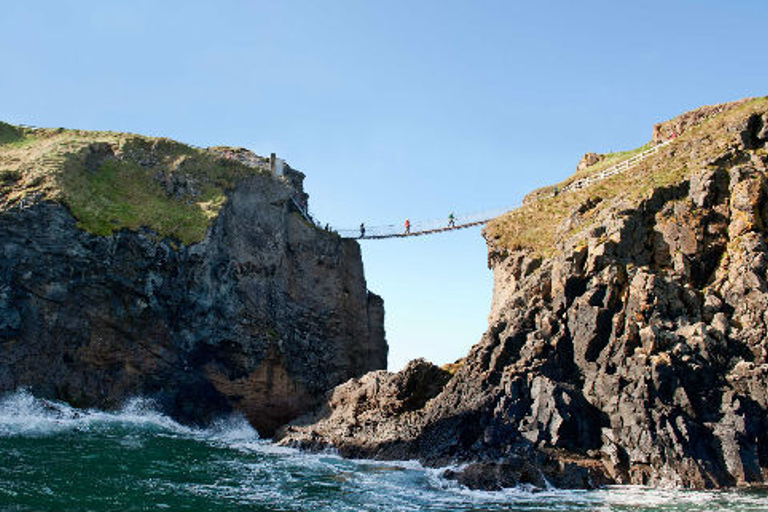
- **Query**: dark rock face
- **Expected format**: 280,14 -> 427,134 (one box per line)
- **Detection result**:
443,457 -> 610,490
0,174 -> 386,436
279,104 -> 768,488
278,359 -> 450,459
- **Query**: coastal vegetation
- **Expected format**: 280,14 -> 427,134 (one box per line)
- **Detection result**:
485,97 -> 768,256
0,124 -> 269,244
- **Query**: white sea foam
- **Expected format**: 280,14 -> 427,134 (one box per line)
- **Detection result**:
0,390 -> 221,439
0,389 -> 290,455
2,389 -> 767,511
198,413 -> 260,443
0,389 -> 92,436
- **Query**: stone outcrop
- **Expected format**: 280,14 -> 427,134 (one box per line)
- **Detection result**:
0,146 -> 386,436
279,97 -> 768,489
576,153 -> 604,172
652,98 -> 753,143
280,359 -> 451,458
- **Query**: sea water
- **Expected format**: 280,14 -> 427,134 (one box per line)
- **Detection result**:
0,391 -> 765,512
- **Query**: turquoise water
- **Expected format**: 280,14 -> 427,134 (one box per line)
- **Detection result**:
0,391 -> 766,511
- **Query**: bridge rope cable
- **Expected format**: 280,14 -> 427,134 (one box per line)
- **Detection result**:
332,207 -> 514,239
310,137 -> 675,240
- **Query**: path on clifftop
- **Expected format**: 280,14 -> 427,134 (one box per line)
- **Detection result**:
316,138 -> 673,240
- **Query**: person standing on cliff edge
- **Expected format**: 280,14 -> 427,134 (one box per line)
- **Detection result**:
360,223 -> 366,239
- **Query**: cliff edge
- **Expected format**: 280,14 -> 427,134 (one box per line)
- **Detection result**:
278,96 -> 768,489
0,125 -> 387,436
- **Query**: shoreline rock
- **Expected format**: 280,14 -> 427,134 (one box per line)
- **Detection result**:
278,97 -> 768,490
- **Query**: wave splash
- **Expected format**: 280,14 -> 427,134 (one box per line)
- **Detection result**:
0,390 -> 766,511
0,389 -> 259,443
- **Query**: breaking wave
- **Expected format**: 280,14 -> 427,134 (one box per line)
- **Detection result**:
0,389 -> 197,437
0,390 -> 765,512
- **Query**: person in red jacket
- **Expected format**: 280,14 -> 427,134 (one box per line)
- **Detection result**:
405,219 -> 411,234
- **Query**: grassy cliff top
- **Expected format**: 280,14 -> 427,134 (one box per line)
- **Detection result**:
0,124 -> 272,244
485,96 -> 768,257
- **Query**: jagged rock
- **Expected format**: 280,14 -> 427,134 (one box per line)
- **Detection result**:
690,168 -> 720,207
279,99 -> 768,490
443,459 -> 549,490
0,165 -> 387,436
739,113 -> 768,150
277,359 -> 450,458
444,455 -> 609,490
759,114 -> 768,142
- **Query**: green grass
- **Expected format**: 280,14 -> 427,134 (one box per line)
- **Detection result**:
486,96 -> 768,256
0,122 -> 23,145
0,123 -> 39,149
0,124 -> 273,244
522,142 -> 657,205
573,142 -> 655,178
61,159 -> 223,243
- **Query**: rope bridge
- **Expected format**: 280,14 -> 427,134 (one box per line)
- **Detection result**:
336,208 -> 512,240
304,137 -> 673,240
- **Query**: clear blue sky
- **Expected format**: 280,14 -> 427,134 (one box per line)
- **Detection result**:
1,1 -> 766,370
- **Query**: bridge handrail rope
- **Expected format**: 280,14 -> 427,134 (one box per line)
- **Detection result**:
334,207 -> 512,239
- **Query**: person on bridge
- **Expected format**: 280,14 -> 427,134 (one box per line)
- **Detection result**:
360,223 -> 366,239
448,212 -> 456,228
405,219 -> 411,234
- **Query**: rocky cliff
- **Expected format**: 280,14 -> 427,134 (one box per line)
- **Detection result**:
278,97 -> 768,489
0,125 -> 387,436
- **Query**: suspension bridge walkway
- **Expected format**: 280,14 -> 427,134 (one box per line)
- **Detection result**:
335,210 -> 508,240
356,218 -> 490,240
301,137 -> 673,240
